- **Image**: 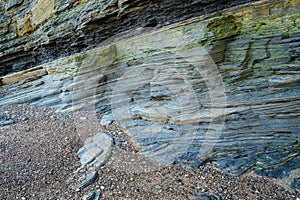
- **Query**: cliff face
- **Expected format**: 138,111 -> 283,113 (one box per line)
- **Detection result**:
0,0 -> 300,189
0,0 -> 260,77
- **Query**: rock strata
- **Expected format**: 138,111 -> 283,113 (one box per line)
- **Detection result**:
0,0 -> 260,77
0,0 -> 299,191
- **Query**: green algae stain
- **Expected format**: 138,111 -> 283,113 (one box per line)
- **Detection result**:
207,15 -> 239,40
239,11 -> 300,38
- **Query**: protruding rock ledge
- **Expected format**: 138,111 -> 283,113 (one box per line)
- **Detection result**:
76,133 -> 113,171
72,132 -> 113,195
0,65 -> 47,86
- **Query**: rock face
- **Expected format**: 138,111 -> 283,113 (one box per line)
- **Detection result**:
0,0 -> 259,77
0,0 -> 299,189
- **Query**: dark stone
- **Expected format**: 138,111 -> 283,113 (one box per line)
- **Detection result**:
292,178 -> 300,189
174,178 -> 182,183
113,140 -> 120,147
0,113 -> 5,119
21,117 -> 29,121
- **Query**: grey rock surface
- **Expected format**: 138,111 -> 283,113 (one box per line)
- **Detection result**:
100,113 -> 115,126
76,170 -> 99,190
77,133 -> 113,170
0,0 -> 299,189
0,119 -> 14,126
81,192 -> 98,200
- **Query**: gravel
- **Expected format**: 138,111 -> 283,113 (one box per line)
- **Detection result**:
0,104 -> 298,199
0,104 -> 82,199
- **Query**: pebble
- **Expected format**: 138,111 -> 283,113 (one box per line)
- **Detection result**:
49,169 -> 54,175
11,114 -> 17,118
22,117 -> 29,121
154,185 -> 161,190
114,140 -> 120,146
0,119 -> 14,126
174,178 -> 182,183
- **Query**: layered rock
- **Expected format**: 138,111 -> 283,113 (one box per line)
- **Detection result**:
0,0 -> 299,190
0,0 -> 260,77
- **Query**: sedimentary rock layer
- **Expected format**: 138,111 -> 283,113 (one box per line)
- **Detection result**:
0,0 -> 261,77
0,0 -> 299,189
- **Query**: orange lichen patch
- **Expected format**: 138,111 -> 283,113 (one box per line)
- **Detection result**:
237,7 -> 255,18
73,0 -> 88,7
254,4 -> 270,17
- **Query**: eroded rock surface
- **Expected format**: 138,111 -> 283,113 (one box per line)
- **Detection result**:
0,0 -> 260,77
77,133 -> 113,171
0,0 -> 299,190
72,132 -> 112,195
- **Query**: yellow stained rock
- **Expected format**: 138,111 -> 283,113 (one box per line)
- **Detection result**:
72,0 -> 88,7
1,66 -> 47,85
17,13 -> 33,36
31,0 -> 55,29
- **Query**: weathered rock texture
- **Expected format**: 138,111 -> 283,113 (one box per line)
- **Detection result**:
0,0 -> 260,77
0,0 -> 299,189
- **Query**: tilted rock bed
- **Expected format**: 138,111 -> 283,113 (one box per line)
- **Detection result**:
0,0 -> 300,196
0,104 -> 298,199
0,0 -> 260,77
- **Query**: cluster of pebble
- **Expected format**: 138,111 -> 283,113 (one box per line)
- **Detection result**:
0,104 -> 298,199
